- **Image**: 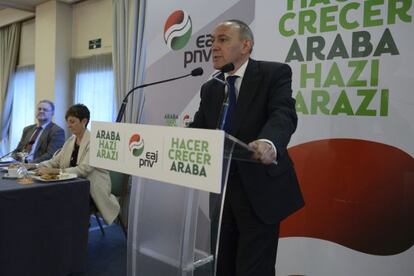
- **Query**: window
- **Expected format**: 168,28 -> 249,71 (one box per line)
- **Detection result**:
72,54 -> 115,126
10,65 -> 35,150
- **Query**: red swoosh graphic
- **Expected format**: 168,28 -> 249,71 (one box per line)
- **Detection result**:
281,139 -> 414,256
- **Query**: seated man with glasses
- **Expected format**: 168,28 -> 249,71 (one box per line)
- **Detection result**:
13,100 -> 65,163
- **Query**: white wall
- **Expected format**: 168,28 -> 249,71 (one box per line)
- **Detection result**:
13,0 -> 112,125
34,1 -> 58,103
34,0 -> 73,130
7,0 -> 112,135
0,8 -> 33,28
72,0 -> 112,57
17,0 -> 112,65
54,1 -> 73,128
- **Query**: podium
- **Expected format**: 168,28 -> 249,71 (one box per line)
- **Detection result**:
89,122 -> 259,276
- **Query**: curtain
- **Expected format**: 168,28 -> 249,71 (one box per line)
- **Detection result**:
70,53 -> 115,124
113,1 -> 147,275
0,23 -> 21,155
113,0 -> 147,124
9,65 -> 35,151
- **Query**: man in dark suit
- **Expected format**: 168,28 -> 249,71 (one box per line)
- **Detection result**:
13,100 -> 65,163
190,20 -> 304,276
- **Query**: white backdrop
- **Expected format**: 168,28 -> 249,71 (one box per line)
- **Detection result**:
131,0 -> 414,275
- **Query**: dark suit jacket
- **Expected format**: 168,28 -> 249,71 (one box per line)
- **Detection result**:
190,59 -> 304,224
13,122 -> 65,163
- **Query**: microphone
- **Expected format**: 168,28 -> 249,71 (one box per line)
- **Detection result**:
212,63 -> 236,130
0,141 -> 34,162
212,63 -> 235,84
191,67 -> 203,76
116,67 -> 204,122
0,149 -> 16,162
220,63 -> 235,73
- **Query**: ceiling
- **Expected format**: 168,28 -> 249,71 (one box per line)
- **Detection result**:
0,0 -> 81,12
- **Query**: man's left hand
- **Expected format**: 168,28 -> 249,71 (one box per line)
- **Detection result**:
248,140 -> 277,165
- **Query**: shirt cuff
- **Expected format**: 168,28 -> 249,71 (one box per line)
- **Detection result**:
257,139 -> 277,155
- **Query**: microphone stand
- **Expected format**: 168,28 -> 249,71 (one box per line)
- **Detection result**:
116,68 -> 203,122
0,150 -> 16,162
0,141 -> 35,163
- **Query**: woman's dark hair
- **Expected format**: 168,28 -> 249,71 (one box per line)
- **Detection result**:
65,104 -> 90,127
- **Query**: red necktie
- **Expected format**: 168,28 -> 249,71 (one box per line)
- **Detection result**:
24,126 -> 42,153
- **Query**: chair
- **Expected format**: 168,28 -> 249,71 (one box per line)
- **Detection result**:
109,171 -> 129,236
91,171 -> 129,237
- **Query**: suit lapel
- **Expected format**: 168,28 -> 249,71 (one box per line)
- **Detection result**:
61,136 -> 75,167
230,59 -> 262,135
61,131 -> 89,167
207,74 -> 226,129
26,125 -> 37,143
77,130 -> 90,163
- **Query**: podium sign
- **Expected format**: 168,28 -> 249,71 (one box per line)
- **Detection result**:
90,121 -> 224,193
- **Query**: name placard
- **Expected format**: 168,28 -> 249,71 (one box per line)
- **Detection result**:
90,121 -> 224,193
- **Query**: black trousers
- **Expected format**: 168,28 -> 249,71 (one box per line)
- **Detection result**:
215,174 -> 280,276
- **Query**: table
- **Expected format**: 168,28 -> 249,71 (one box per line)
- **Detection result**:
0,172 -> 90,276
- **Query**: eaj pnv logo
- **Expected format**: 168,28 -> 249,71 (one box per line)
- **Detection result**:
129,134 -> 144,157
164,10 -> 192,51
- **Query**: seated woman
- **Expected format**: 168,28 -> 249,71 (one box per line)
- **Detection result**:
31,104 -> 120,225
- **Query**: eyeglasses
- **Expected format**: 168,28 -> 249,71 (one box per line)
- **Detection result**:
37,108 -> 52,112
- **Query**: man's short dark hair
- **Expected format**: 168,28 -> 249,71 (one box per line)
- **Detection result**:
38,100 -> 55,112
65,104 -> 90,127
